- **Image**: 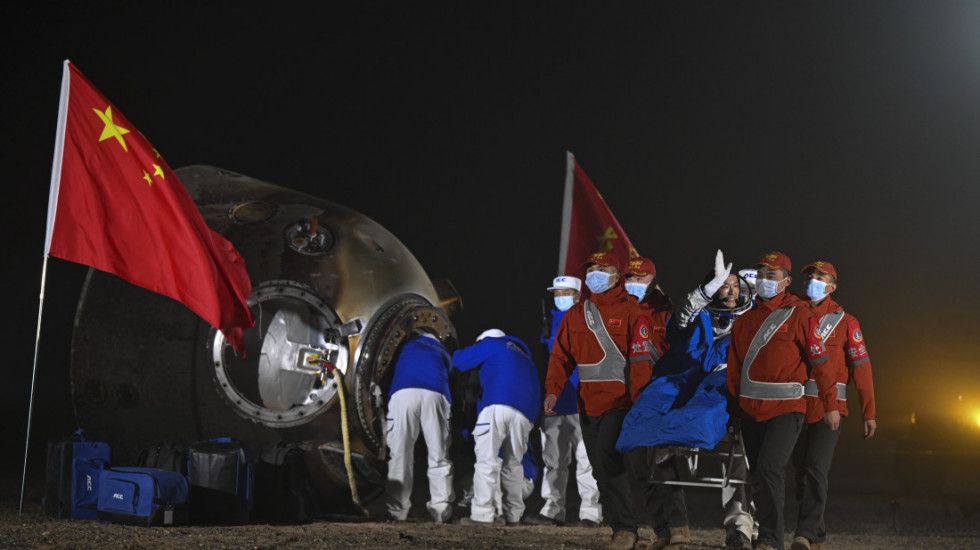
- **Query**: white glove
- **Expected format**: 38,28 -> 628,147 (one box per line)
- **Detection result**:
702,249 -> 732,297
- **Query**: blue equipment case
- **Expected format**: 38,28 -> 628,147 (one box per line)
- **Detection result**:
43,430 -> 110,520
97,466 -> 189,526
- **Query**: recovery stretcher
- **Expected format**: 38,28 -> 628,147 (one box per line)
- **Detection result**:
649,428 -> 750,489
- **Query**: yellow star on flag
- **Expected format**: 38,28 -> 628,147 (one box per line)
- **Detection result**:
93,106 -> 131,152
597,226 -> 618,251
142,170 -> 153,187
152,164 -> 165,180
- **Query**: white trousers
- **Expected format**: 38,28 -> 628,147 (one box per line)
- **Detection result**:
471,404 -> 533,523
385,388 -> 454,522
457,465 -> 534,516
538,413 -> 603,523
720,431 -> 757,540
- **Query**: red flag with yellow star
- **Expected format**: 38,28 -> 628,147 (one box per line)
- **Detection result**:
44,61 -> 254,353
558,152 -> 638,277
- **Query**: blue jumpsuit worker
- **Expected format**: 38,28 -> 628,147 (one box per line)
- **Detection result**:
454,329 -> 540,525
526,276 -> 602,527
385,332 -> 455,522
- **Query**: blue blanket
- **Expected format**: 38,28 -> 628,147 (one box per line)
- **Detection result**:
616,310 -> 731,453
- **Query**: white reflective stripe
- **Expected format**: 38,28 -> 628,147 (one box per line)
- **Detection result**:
802,311 -> 847,401
803,379 -> 847,401
816,310 -> 845,340
740,306 -> 805,401
578,300 -> 627,384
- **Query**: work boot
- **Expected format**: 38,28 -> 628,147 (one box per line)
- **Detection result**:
607,530 -> 638,550
668,525 -> 691,545
647,536 -> 670,550
790,535 -> 812,550
637,524 -> 655,542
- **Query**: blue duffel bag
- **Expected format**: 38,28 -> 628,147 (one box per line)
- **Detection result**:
97,467 -> 189,526
43,430 -> 110,520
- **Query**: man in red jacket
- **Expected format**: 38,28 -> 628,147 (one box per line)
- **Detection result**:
727,251 -> 835,550
623,255 -> 690,548
545,250 -> 655,550
791,261 -> 876,550
623,256 -> 671,361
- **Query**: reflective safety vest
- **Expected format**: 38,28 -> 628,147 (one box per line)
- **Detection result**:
803,310 -> 847,401
577,300 -> 627,384
740,306 -> 805,400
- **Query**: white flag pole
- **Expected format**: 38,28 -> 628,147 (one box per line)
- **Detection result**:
557,151 -> 575,276
44,60 -> 70,256
21,257 -> 51,515
21,59 -> 71,514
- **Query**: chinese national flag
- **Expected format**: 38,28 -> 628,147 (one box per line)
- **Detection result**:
44,61 -> 255,353
558,151 -> 638,277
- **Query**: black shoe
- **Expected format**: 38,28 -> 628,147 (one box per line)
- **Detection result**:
577,519 -> 600,528
524,514 -> 557,526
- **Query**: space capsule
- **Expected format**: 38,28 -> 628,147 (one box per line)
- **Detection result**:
70,165 -> 461,511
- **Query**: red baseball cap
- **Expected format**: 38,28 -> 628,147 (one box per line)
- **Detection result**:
802,260 -> 838,281
584,250 -> 622,272
754,251 -> 792,273
626,256 -> 656,277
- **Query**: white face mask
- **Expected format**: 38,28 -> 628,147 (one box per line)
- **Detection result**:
624,282 -> 648,301
554,295 -> 575,311
806,279 -> 828,302
585,271 -> 613,294
755,277 -> 786,300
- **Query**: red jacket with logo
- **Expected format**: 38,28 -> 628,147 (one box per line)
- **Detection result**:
727,291 -> 832,422
547,284 -> 655,416
636,296 -> 671,361
802,295 -> 876,423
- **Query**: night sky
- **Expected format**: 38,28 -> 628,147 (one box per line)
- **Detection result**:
4,3 -> 980,474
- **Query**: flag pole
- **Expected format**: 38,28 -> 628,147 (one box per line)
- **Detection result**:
21,59 -> 72,514
558,151 -> 575,275
21,257 -> 51,514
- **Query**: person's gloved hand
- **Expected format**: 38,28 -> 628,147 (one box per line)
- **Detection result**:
702,249 -> 733,297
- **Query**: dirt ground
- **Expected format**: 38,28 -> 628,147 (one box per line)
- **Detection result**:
3,477 -> 978,550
